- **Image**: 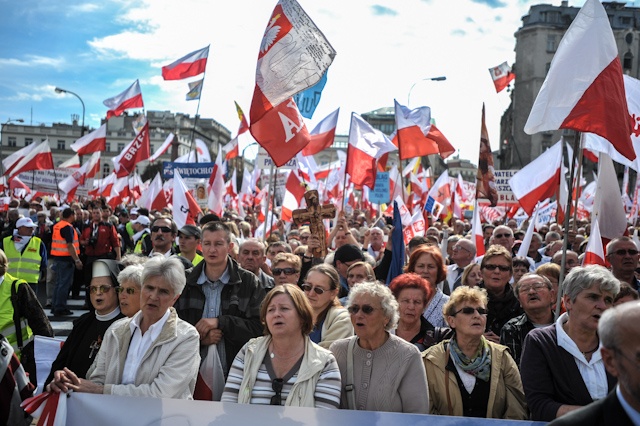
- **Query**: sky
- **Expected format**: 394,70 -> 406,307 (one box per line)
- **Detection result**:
0,0 -> 590,164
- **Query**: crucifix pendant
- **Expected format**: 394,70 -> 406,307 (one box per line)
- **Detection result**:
89,339 -> 101,358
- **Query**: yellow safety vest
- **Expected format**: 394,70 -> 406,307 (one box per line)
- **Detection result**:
51,220 -> 79,257
180,252 -> 203,266
0,273 -> 34,355
3,236 -> 42,285
134,231 -> 149,254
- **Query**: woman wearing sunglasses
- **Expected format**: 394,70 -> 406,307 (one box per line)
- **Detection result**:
422,286 -> 527,419
302,264 -> 353,349
330,281 -> 429,413
221,284 -> 341,408
271,253 -> 301,286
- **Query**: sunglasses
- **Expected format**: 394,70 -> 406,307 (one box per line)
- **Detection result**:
612,249 -> 639,256
347,304 -> 376,315
272,268 -> 299,276
89,285 -> 113,294
453,306 -> 488,316
116,287 -> 137,295
493,233 -> 512,239
301,284 -> 327,295
270,378 -> 284,406
151,226 -> 172,233
483,264 -> 511,272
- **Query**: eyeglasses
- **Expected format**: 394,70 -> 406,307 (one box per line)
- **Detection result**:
272,268 -> 299,276
151,226 -> 172,233
482,264 -> 511,272
301,284 -> 327,295
347,304 -> 376,315
518,282 -> 548,293
270,378 -> 284,406
612,249 -> 639,256
115,287 -> 137,295
493,233 -> 512,239
300,235 -> 310,241
89,285 -> 113,294
453,306 -> 488,316
452,246 -> 470,253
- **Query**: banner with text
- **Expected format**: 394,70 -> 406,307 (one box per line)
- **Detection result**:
162,162 -> 216,179
17,170 -> 93,197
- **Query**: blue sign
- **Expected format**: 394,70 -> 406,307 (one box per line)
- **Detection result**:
370,172 -> 390,204
162,161 -> 215,179
293,72 -> 328,119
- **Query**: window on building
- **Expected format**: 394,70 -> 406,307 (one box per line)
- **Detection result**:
621,16 -> 632,26
57,140 -> 65,150
546,35 -> 557,53
117,143 -> 125,152
103,163 -> 110,178
25,138 -> 33,146
624,52 -> 633,72
150,144 -> 155,154
8,137 -> 16,147
545,62 -> 551,75
106,142 -> 111,152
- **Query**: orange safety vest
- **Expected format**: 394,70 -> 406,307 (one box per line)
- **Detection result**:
51,219 -> 79,257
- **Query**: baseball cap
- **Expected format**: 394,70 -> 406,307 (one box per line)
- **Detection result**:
178,225 -> 202,239
334,244 -> 365,265
16,217 -> 37,228
132,215 -> 151,226
130,208 -> 139,216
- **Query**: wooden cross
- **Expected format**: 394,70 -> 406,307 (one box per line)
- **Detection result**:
292,190 -> 336,258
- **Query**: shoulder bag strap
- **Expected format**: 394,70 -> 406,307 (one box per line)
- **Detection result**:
10,279 -> 24,350
345,336 -> 357,410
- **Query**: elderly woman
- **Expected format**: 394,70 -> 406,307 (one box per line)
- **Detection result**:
46,259 -> 125,385
390,273 -> 450,351
520,265 -> 620,421
423,286 -> 527,419
339,261 -> 375,305
48,256 -> 200,399
406,245 -> 449,328
116,264 -> 144,317
221,284 -> 341,407
271,252 -> 301,286
480,245 -> 523,343
302,264 -> 353,349
461,263 -> 482,288
330,281 -> 429,413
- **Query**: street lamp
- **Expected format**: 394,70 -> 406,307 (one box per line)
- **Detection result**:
54,87 -> 85,137
0,118 -> 25,176
407,76 -> 447,107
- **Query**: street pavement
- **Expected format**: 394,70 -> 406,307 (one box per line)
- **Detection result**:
36,284 -> 90,340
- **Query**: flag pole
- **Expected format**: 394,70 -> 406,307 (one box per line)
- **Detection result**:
269,164 -> 277,236
555,131 -> 580,319
189,69 -> 208,163
341,149 -> 349,213
571,134 -> 584,228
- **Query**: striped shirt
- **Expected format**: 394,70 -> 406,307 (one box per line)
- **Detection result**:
222,345 -> 341,408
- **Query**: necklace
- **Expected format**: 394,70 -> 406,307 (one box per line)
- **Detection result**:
269,344 -> 304,360
581,342 -> 600,356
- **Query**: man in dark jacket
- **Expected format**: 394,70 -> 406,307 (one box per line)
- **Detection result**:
175,221 -> 265,376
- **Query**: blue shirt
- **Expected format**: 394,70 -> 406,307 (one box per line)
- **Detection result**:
197,265 -> 230,370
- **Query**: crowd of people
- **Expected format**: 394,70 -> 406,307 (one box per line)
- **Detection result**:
2,198 -> 640,425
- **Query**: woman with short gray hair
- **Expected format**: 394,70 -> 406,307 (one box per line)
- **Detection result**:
330,281 -> 428,413
116,264 -> 144,317
520,265 -> 621,422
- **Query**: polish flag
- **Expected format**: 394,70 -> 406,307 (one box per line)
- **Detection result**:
225,169 -> 238,199
59,154 -> 80,169
516,204 -> 539,258
427,170 -> 451,217
346,113 -> 397,189
10,176 -> 31,199
224,102 -> 251,160
112,121 -> 150,177
302,108 -> 340,156
456,173 -> 468,202
472,201 -> 485,257
59,151 -> 101,201
2,142 -> 38,176
489,61 -> 515,93
70,123 -> 106,155
223,137 -> 239,161
173,170 -> 202,229
524,0 -> 635,162
137,173 -> 162,211
281,171 -> 307,222
207,150 -> 226,216
593,153 -> 628,241
509,140 -> 562,215
161,45 -> 209,81
98,172 -> 118,199
103,80 -> 144,119
148,133 -> 175,163
249,0 -> 335,166
583,218 -> 606,267
174,139 -> 211,163
392,100 -> 438,160
10,140 -> 54,177
129,172 -> 144,201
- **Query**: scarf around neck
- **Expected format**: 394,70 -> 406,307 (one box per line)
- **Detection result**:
449,335 -> 492,382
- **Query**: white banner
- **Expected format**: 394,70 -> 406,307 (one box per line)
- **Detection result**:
17,169 -> 93,196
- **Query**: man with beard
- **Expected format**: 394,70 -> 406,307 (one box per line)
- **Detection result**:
148,217 -> 177,257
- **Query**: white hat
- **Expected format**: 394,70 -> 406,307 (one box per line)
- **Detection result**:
16,217 -> 37,228
132,215 -> 150,226
130,208 -> 139,215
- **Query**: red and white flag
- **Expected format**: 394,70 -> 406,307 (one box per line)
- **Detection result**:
524,0 -> 635,162
174,139 -> 211,163
281,171 -> 307,222
2,142 -> 38,176
583,218 -> 606,267
10,140 -> 54,177
59,151 -> 101,201
427,170 -> 451,217
392,100 -> 438,160
207,150 -> 226,216
249,0 -> 335,166
148,133 -> 174,162
489,61 -> 515,93
162,45 -> 209,81
516,204 -> 539,258
10,176 -> 31,199
346,113 -> 397,189
70,123 -> 106,156
224,102 -> 252,160
112,121 -> 150,177
173,170 -> 202,229
137,173 -> 162,211
593,153 -> 628,241
103,80 -> 144,119
302,108 -> 340,156
509,140 -> 562,215
59,154 -> 80,169
472,201 -> 485,257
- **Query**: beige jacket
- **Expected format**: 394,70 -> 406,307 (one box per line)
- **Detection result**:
422,339 -> 527,419
318,306 -> 353,349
